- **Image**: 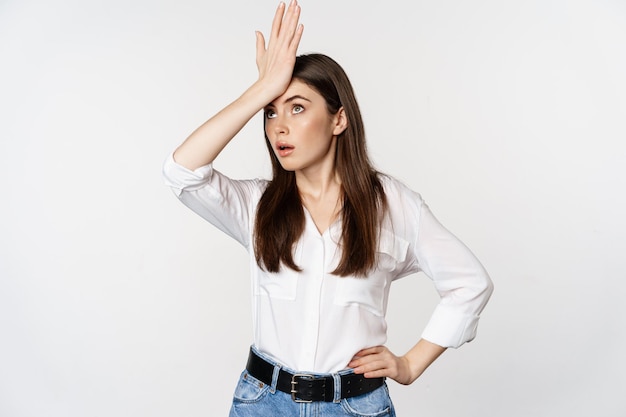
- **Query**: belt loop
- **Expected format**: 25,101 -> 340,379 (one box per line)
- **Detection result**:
270,364 -> 280,394
332,373 -> 342,403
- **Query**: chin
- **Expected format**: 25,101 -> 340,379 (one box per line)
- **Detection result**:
278,164 -> 298,172
277,160 -> 300,172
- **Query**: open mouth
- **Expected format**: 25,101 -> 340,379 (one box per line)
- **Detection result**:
276,142 -> 295,156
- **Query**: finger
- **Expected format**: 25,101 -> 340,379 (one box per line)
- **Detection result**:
349,353 -> 385,369
281,1 -> 301,37
352,358 -> 388,375
355,346 -> 385,356
363,368 -> 390,379
282,2 -> 302,47
289,23 -> 304,52
349,353 -> 367,366
255,31 -> 266,64
269,2 -> 286,44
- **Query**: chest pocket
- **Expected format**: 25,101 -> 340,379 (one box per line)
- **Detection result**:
333,230 -> 409,316
254,242 -> 302,301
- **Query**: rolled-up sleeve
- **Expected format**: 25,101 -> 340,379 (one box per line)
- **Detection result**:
414,200 -> 494,348
162,153 -> 216,196
162,153 -> 265,248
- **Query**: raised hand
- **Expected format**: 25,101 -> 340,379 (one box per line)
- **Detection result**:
255,0 -> 304,101
172,1 -> 304,171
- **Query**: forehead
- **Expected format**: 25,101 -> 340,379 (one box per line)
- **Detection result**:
269,79 -> 322,106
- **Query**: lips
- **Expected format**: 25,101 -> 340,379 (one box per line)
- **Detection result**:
275,141 -> 295,157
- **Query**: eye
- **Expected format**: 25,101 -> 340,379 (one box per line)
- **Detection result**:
265,109 -> 276,119
292,104 -> 304,114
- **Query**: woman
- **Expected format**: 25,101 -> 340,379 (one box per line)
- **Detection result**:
163,1 -> 493,415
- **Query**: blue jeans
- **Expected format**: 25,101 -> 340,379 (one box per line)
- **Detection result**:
228,347 -> 396,417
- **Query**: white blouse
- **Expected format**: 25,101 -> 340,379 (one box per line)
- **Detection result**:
163,154 -> 493,373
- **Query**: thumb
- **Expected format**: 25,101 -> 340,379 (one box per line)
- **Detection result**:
255,31 -> 266,65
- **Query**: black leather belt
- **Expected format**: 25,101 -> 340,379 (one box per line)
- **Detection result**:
245,348 -> 385,403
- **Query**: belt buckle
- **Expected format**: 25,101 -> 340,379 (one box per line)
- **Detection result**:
291,373 -> 314,403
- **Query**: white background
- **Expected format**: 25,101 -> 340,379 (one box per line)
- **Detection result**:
1,0 -> 625,416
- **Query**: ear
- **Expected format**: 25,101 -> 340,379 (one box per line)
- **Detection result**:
332,107 -> 348,136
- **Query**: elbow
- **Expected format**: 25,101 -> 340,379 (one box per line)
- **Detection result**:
482,274 -> 494,298
475,272 -> 494,310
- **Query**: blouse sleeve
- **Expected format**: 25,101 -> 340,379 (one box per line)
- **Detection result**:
162,153 -> 264,248
412,198 -> 494,349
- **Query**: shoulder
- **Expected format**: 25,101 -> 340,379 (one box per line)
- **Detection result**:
377,173 -> 427,244
378,173 -> 424,207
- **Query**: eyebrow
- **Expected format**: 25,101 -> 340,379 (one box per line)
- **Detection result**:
266,94 -> 312,108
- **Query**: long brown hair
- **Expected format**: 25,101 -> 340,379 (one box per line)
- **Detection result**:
254,54 -> 386,277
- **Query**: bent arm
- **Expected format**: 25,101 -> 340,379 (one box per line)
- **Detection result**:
173,1 -> 303,171
173,83 -> 274,171
415,200 -> 494,348
350,189 -> 493,385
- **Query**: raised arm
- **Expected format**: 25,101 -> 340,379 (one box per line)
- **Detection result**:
173,0 -> 304,171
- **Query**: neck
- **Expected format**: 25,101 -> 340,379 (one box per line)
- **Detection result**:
295,170 -> 341,199
294,143 -> 341,201
296,163 -> 341,200
294,156 -> 343,235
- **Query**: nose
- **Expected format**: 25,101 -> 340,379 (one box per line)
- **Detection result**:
272,116 -> 288,136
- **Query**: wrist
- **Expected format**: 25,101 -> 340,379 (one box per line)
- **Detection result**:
402,339 -> 447,384
400,355 -> 422,385
245,80 -> 282,107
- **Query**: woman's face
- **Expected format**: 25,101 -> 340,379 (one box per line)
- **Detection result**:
264,79 -> 345,173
